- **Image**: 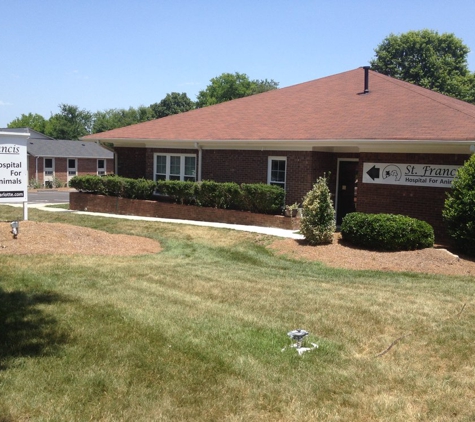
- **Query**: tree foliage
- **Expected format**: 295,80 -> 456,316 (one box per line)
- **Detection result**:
44,104 -> 93,140
7,113 -> 47,133
443,155 -> 475,256
371,29 -> 475,103
300,175 -> 336,245
150,92 -> 195,119
6,72 -> 278,136
92,106 -> 154,134
196,72 -> 278,107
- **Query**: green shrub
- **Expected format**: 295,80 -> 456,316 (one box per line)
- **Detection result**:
70,176 -> 285,214
240,183 -> 285,214
69,175 -> 104,192
101,175 -> 127,196
155,180 -> 196,204
123,178 -> 157,200
29,178 -> 42,189
443,155 -> 475,256
51,177 -> 64,188
300,175 -> 336,245
195,180 -> 241,209
341,212 -> 434,251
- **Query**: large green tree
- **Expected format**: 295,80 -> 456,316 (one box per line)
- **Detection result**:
7,113 -> 47,133
92,106 -> 154,134
44,104 -> 93,140
371,29 -> 475,103
150,92 -> 195,119
196,72 -> 278,107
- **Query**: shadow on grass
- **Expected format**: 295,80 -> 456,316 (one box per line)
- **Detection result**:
0,287 -> 71,370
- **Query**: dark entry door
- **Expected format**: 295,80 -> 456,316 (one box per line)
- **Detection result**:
336,161 -> 358,225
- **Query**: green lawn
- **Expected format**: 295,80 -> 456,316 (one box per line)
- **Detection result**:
0,205 -> 474,421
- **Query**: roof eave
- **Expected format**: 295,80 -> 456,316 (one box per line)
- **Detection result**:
81,137 -> 475,154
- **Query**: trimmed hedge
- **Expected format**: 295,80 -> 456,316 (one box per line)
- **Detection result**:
340,212 -> 434,251
69,176 -> 285,214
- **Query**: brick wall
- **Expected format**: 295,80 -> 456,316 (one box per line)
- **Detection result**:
114,146 -> 469,241
202,149 -> 323,205
357,152 -> 470,241
70,192 -> 300,230
28,157 -> 115,186
116,147 -> 147,178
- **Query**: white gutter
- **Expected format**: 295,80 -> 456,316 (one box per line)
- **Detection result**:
82,137 -> 475,155
35,156 -> 39,182
195,142 -> 202,181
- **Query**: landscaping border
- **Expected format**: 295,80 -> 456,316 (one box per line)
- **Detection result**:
70,192 -> 300,230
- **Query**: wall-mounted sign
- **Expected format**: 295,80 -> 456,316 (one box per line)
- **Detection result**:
0,135 -> 28,203
362,162 -> 460,188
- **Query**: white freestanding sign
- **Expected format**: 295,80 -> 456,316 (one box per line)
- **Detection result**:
0,132 -> 29,218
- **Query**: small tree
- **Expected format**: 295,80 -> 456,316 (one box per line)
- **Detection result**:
443,155 -> 475,255
300,175 -> 336,245
196,72 -> 279,107
150,92 -> 195,119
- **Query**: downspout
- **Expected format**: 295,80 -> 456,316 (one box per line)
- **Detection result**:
35,156 -> 39,184
195,142 -> 202,181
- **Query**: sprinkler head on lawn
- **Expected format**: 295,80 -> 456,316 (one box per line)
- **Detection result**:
282,328 -> 319,355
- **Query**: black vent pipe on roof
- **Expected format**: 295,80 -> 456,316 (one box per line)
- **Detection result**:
363,66 -> 370,94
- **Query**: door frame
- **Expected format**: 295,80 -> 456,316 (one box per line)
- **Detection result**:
67,158 -> 77,184
335,158 -> 359,225
44,157 -> 55,186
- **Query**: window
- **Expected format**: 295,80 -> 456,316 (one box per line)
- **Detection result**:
97,159 -> 106,176
268,157 -> 287,189
44,158 -> 54,176
68,159 -> 77,176
154,154 -> 196,182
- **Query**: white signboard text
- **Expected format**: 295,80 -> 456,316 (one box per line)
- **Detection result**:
0,136 -> 28,203
362,162 -> 460,188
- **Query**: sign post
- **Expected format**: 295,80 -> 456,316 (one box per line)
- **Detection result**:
0,132 -> 29,220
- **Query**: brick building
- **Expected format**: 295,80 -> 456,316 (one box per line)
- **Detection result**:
83,68 -> 475,238
2,128 -> 114,187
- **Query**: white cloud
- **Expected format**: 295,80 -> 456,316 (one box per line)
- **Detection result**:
0,101 -> 13,106
68,69 -> 89,80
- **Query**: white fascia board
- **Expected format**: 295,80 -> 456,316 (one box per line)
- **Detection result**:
84,137 -> 475,154
0,131 -> 30,139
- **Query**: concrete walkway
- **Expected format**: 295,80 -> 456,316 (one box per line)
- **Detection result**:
6,203 -> 305,240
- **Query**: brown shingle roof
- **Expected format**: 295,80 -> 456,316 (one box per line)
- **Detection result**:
84,68 -> 475,142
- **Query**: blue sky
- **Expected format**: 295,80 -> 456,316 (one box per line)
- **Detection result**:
2,0 -> 475,128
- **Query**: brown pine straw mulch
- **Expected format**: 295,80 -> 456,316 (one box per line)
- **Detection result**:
0,221 -> 161,256
0,222 -> 474,277
268,233 -> 475,277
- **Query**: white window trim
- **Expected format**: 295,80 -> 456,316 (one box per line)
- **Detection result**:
44,157 -> 55,178
267,156 -> 287,189
153,153 -> 197,181
68,158 -> 77,177
97,159 -> 106,176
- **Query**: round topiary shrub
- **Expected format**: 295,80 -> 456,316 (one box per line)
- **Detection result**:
300,175 -> 336,245
442,155 -> 475,256
340,212 -> 434,251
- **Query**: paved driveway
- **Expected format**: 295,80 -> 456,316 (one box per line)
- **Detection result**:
27,189 -> 72,204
